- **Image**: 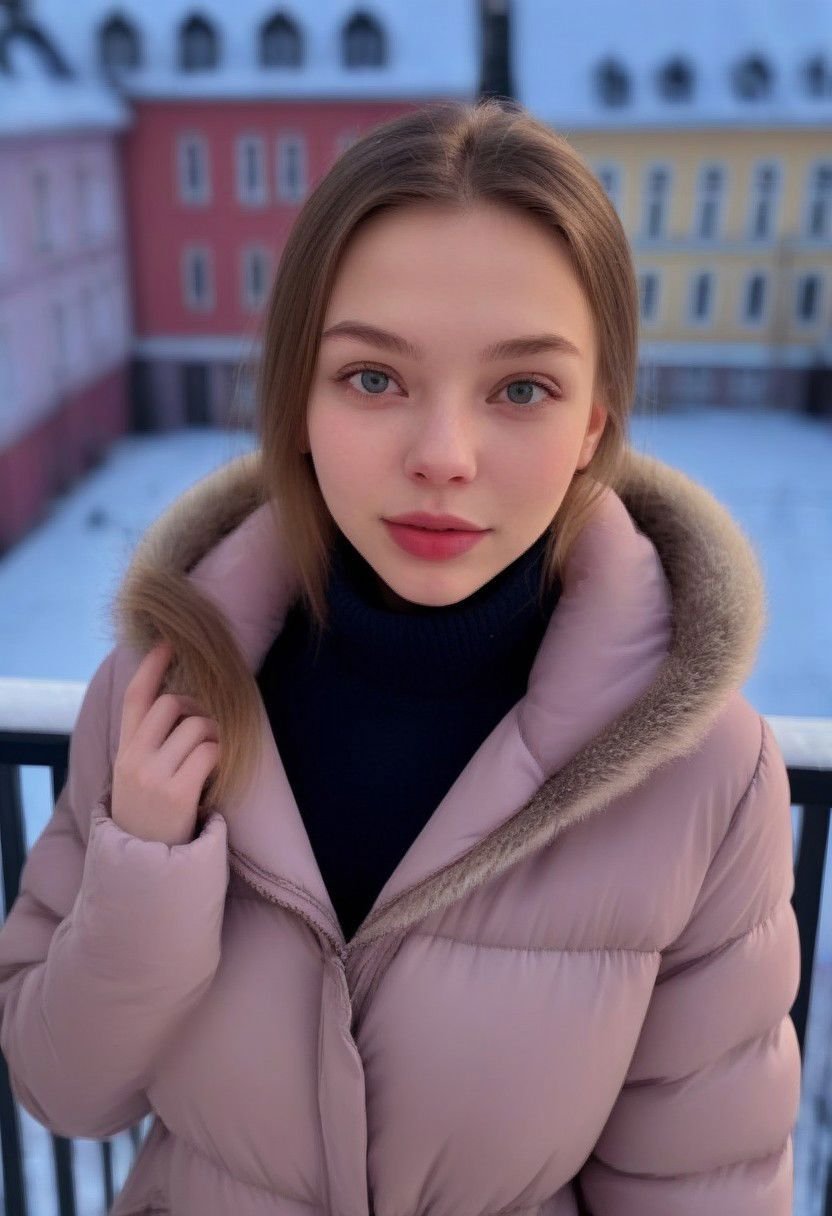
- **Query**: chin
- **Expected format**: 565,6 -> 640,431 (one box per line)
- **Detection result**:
389,570 -> 487,608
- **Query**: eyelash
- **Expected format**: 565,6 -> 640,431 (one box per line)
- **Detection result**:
334,364 -> 560,412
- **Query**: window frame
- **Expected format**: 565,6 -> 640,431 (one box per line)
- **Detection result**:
240,245 -> 271,312
182,245 -> 215,312
738,269 -> 769,328
275,132 -> 307,203
177,133 -> 212,206
638,270 -> 661,326
641,161 -> 673,241
745,159 -> 782,241
686,269 -> 716,327
794,272 -> 824,327
235,135 -> 268,207
802,159 -> 832,240
692,161 -> 728,241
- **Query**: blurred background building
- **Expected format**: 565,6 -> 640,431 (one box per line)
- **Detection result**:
0,5 -> 831,1214
0,0 -> 830,551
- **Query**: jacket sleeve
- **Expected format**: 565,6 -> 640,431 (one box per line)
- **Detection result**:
0,647 -> 230,1140
573,713 -> 802,1216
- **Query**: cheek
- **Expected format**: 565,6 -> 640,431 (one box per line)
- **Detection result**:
494,436 -> 578,509
307,402 -> 376,495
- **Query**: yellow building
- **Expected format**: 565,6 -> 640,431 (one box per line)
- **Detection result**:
516,2 -> 832,412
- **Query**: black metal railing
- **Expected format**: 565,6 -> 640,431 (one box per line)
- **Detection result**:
0,687 -> 830,1215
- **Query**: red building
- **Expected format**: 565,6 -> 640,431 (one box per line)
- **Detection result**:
37,2 -> 480,430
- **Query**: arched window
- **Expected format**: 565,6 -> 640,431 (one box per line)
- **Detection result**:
657,56 -> 694,102
342,11 -> 386,68
732,53 -> 773,101
802,53 -> 832,99
260,12 -> 302,67
595,58 -> 631,106
98,13 -> 141,72
179,13 -> 220,72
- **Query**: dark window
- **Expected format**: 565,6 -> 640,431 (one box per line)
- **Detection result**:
797,275 -> 821,322
807,163 -> 832,238
802,53 -> 832,98
179,13 -> 219,72
644,166 -> 670,238
692,273 -> 712,320
699,199 -> 717,238
191,255 -> 206,298
696,165 -> 724,239
342,11 -> 386,68
657,56 -> 694,101
243,248 -> 269,308
261,12 -> 302,67
639,273 -> 658,321
751,198 -> 771,239
98,13 -> 141,71
732,54 -> 773,100
596,57 -> 631,106
749,162 -> 778,239
186,144 -> 201,191
183,363 -> 211,425
744,274 -> 766,321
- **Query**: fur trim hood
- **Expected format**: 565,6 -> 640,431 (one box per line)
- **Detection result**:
111,445 -> 767,958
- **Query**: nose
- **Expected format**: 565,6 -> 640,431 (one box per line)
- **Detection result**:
403,402 -> 477,484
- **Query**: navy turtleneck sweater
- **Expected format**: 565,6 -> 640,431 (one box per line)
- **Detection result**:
255,528 -> 562,943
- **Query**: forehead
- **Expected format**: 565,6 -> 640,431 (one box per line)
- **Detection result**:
325,202 -> 595,360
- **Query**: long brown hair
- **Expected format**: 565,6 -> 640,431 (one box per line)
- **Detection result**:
115,98 -> 640,817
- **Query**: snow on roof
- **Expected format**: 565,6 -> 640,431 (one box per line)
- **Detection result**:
0,22 -> 130,136
517,0 -> 832,128
30,1 -> 479,100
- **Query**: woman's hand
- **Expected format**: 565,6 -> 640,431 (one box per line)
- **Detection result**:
111,641 -> 220,846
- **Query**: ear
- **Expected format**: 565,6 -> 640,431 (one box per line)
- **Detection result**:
575,399 -> 608,472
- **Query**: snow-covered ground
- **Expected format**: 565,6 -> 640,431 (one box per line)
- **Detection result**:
1,404 -> 831,1214
3,405 -> 830,710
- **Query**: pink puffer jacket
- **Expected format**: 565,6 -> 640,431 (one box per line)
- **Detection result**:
0,449 -> 801,1215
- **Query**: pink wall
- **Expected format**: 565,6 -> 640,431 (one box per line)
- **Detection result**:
0,128 -> 132,546
123,99 -> 419,337
0,366 -> 128,551
0,130 -> 132,448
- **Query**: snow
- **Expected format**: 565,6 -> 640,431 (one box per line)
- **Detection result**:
0,29 -> 129,136
0,408 -> 831,1212
0,75 -> 129,136
518,0 -> 832,128
30,0 -> 479,101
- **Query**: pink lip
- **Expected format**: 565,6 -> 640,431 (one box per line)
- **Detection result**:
386,511 -> 485,531
383,520 -> 488,560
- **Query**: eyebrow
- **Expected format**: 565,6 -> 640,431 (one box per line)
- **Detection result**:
320,320 -> 583,362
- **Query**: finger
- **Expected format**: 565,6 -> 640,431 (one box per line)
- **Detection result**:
120,641 -> 175,749
154,713 -> 219,776
132,692 -> 207,758
170,737 -> 220,795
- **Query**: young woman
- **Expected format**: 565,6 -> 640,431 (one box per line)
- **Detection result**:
0,99 -> 800,1216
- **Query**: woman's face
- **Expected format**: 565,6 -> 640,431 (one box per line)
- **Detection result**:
305,200 -> 608,610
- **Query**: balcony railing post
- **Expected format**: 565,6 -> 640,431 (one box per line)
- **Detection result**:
0,763 -> 29,1216
0,687 -> 830,1214
792,805 -> 831,1062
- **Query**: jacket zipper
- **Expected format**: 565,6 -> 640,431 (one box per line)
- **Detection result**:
229,852 -> 349,965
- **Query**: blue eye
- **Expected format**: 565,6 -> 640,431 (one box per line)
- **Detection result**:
354,368 -> 391,394
335,365 -> 558,411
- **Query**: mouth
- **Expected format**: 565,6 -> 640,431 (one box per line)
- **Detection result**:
382,519 -> 489,560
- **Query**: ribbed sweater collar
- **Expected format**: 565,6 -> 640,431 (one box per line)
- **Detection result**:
321,528 -> 562,694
